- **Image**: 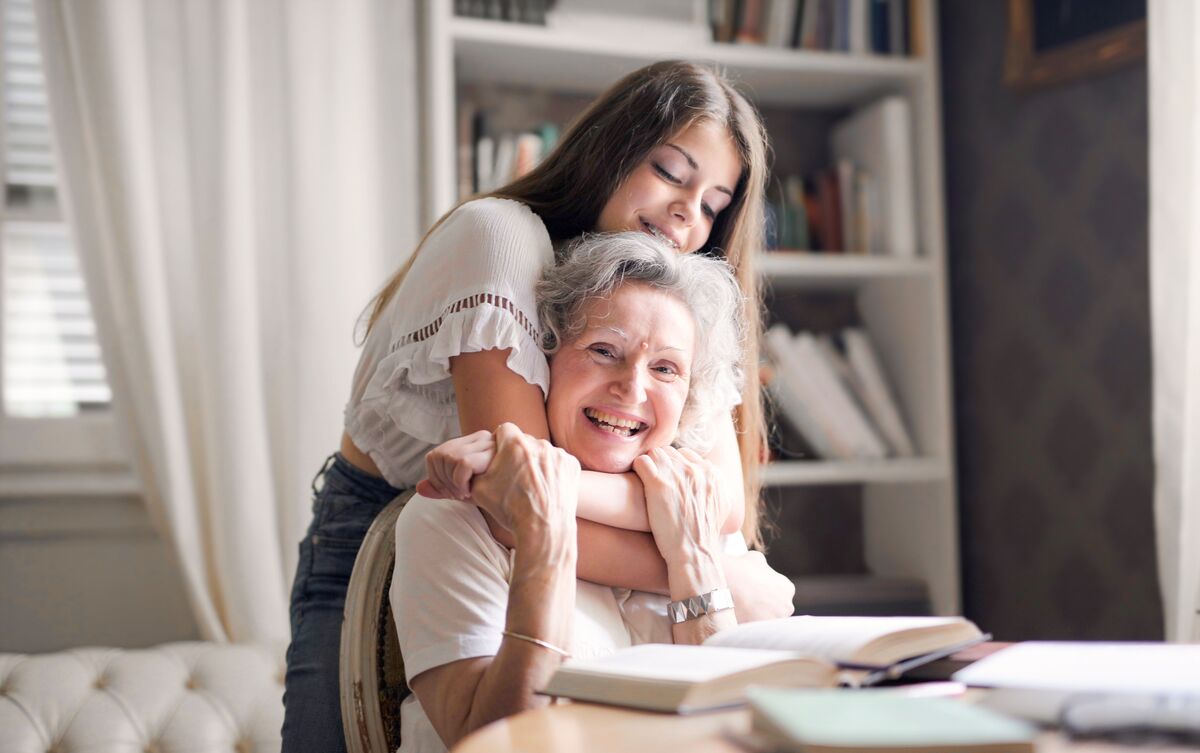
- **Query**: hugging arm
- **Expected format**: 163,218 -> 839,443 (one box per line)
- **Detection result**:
448,348 -> 792,614
406,427 -> 579,749
448,348 -> 743,531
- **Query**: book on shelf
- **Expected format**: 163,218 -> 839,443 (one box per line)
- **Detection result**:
830,96 -> 917,258
540,615 -> 986,713
764,324 -> 846,459
461,110 -> 560,197
840,327 -> 915,456
455,0 -> 551,25
764,323 -> 914,460
717,0 -> 913,54
766,163 -> 880,254
747,687 -> 1036,753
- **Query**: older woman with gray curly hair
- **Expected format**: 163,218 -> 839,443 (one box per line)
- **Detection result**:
389,232 -> 792,753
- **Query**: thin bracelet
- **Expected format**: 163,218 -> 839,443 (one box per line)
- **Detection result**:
502,629 -> 571,658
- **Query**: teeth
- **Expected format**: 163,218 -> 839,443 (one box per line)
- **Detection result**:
644,222 -> 678,250
585,408 -> 646,432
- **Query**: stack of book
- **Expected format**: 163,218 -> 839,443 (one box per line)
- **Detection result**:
768,163 -> 879,254
763,323 -> 915,461
769,96 -> 916,258
458,109 -> 560,197
454,0 -> 552,24
711,0 -> 923,57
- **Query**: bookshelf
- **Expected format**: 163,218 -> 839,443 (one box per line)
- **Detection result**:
418,1 -> 960,615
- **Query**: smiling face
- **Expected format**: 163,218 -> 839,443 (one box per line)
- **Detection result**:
595,120 -> 742,254
545,282 -> 696,474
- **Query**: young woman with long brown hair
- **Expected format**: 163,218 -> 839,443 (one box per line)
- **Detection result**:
281,60 -> 793,753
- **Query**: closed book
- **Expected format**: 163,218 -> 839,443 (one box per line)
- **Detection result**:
841,327 -> 915,456
869,0 -> 889,54
815,169 -> 843,252
799,0 -> 821,47
794,331 -> 887,459
748,688 -> 1037,753
888,0 -> 907,55
766,0 -> 800,47
541,616 -> 986,713
847,0 -> 869,54
736,0 -> 766,43
764,324 -> 837,457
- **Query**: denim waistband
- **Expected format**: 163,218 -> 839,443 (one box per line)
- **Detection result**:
312,452 -> 405,502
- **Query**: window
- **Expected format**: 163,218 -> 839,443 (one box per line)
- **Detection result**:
0,0 -> 125,472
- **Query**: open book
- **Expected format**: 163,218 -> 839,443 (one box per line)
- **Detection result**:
540,616 -> 985,713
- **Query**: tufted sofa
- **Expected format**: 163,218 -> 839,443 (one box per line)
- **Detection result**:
0,642 -> 284,753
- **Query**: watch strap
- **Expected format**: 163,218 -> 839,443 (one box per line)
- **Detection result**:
667,587 -> 735,624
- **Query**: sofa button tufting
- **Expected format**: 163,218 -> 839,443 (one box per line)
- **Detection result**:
94,676 -> 107,690
235,739 -> 252,753
186,677 -> 199,690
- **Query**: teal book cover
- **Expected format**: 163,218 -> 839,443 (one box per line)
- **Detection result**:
747,688 -> 1037,752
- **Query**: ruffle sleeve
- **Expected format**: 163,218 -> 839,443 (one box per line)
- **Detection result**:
349,198 -> 554,447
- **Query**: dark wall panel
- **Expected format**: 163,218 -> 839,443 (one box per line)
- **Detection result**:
939,0 -> 1161,640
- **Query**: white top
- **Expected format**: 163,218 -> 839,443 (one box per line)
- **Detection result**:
345,198 -> 555,487
390,495 -> 747,753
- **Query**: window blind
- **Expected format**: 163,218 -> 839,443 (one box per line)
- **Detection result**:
1,0 -> 110,416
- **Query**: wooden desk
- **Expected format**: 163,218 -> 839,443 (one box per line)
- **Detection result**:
452,701 -> 1194,753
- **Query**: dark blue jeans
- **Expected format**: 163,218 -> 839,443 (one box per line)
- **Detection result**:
281,453 -> 404,753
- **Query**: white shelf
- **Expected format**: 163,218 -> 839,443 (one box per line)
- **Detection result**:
426,0 -> 960,615
759,252 -> 932,288
451,17 -> 926,108
761,458 -> 948,487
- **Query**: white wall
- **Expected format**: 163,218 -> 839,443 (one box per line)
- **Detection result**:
0,494 -> 198,653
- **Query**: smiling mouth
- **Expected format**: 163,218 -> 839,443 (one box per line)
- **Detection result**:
641,220 -> 679,251
584,408 -> 648,438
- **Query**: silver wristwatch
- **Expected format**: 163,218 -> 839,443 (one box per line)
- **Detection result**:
667,587 -> 735,624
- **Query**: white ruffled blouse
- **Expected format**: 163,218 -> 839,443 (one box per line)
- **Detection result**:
345,198 -> 554,488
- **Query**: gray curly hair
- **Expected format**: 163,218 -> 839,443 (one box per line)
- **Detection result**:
536,232 -> 746,452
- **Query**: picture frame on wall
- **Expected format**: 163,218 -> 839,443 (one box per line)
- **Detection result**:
1005,0 -> 1146,90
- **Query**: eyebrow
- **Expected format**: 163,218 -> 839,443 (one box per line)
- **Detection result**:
588,325 -> 688,354
666,143 -> 734,197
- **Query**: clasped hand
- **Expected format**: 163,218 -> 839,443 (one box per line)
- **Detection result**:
418,427 -> 794,622
419,423 -> 579,544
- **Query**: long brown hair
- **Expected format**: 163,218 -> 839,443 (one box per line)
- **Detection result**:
365,61 -> 770,547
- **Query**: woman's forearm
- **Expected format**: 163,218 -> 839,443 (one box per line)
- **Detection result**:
456,533 -> 577,743
576,520 -> 670,593
576,468 -> 740,534
483,511 -> 671,594
576,470 -> 649,530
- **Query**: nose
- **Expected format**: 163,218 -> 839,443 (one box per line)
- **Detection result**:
669,191 -> 700,228
611,363 -> 649,404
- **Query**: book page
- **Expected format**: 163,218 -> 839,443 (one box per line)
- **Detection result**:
954,641 -> 1200,693
703,615 -> 970,664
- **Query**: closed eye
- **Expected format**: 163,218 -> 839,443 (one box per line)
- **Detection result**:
653,163 -> 680,183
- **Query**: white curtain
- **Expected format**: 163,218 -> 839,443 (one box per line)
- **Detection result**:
1149,0 -> 1200,642
35,0 -> 419,643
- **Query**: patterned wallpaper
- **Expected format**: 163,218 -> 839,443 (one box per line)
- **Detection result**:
939,1 -> 1161,639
